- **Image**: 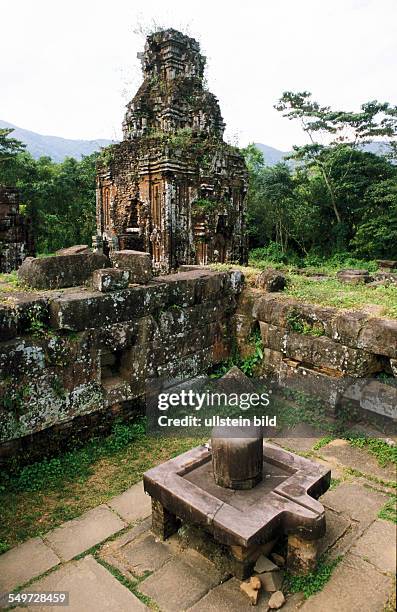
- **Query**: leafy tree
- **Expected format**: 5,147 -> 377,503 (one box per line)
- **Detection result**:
275,92 -> 397,235
0,128 -> 26,185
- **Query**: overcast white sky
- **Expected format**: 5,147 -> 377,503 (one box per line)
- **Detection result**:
1,0 -> 396,150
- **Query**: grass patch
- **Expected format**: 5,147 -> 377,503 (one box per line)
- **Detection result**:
285,556 -> 341,598
210,261 -> 397,318
312,436 -> 334,450
284,275 -> 397,319
347,436 -> 397,467
0,419 -> 204,552
378,495 -> 397,523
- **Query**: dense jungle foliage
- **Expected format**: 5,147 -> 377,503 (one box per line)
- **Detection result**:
0,92 -> 396,260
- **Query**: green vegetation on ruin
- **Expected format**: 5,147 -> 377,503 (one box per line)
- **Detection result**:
285,555 -> 342,598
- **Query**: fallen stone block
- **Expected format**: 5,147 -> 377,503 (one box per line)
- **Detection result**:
254,555 -> 279,573
256,269 -> 286,292
336,269 -> 372,284
110,250 -> 152,284
55,244 -> 90,255
258,569 -> 284,592
377,259 -> 397,272
268,591 -> 285,609
18,253 -> 110,289
92,268 -> 130,292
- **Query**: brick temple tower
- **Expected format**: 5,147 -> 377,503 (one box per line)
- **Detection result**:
0,187 -> 34,273
95,29 -> 248,272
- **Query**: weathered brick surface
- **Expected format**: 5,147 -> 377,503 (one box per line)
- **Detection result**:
18,252 -> 110,289
0,270 -> 241,450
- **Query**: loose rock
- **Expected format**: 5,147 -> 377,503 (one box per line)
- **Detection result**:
271,553 -> 285,567
254,555 -> 279,573
259,570 -> 283,592
256,269 -> 286,292
240,576 -> 261,605
268,590 -> 285,609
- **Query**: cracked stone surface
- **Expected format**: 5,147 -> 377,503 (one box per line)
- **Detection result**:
299,554 -> 394,612
18,556 -> 147,612
319,439 -> 396,482
44,505 -> 126,561
107,481 -> 152,523
0,537 -> 60,592
139,549 -> 224,612
351,519 -> 397,573
320,481 -> 389,527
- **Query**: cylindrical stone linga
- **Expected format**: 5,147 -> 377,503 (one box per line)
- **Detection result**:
211,425 -> 263,490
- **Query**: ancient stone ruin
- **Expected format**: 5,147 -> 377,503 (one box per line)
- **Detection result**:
0,187 -> 34,273
95,29 -> 248,272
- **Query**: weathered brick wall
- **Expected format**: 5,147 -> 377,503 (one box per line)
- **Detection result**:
0,269 -> 243,459
236,288 -> 397,424
0,187 -> 34,273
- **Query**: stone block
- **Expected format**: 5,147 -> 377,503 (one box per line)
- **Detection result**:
320,440 -> 396,482
377,259 -> 397,272
320,482 -> 389,527
44,504 -> 126,561
107,481 -> 152,523
258,569 -> 284,591
55,244 -> 90,255
256,268 -> 286,292
20,555 -> 147,612
299,554 -> 393,612
356,318 -> 397,358
92,267 -> 130,292
188,577 -> 271,611
352,519 -> 396,573
0,537 -> 60,591
110,250 -> 152,283
336,269 -> 372,284
121,533 -> 174,576
18,252 -> 110,289
140,549 -> 223,612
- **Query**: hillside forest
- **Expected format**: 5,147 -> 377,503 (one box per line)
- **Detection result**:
0,92 -> 396,265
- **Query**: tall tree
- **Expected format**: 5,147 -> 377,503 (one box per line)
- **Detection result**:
274,92 -> 397,232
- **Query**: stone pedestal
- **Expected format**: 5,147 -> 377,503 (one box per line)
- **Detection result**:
151,499 -> 179,541
287,534 -> 319,575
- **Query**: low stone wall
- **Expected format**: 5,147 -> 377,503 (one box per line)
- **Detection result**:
236,289 -> 397,424
0,269 -> 243,460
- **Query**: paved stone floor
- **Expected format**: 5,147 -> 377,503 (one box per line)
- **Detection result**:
0,442 -> 395,611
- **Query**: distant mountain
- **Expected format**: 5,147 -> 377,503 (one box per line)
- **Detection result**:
0,120 -> 114,162
254,143 -> 288,166
1,120 -> 391,165
254,141 -> 391,167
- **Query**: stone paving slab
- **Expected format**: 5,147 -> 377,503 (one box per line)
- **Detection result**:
139,548 -> 223,612
352,519 -> 397,573
317,508 -> 351,558
0,537 -> 60,592
44,505 -> 126,561
320,481 -> 388,527
187,577 -> 271,611
299,553 -> 393,612
320,439 -> 396,482
18,555 -> 147,612
107,481 -> 152,523
313,457 -> 344,480
270,423 -> 324,452
120,533 -> 175,576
